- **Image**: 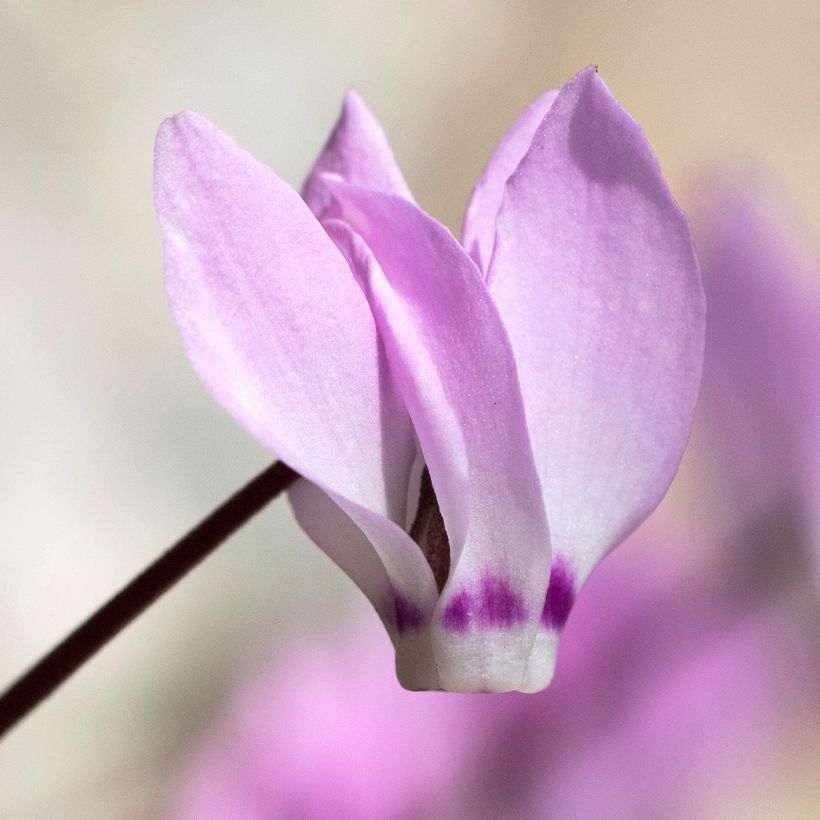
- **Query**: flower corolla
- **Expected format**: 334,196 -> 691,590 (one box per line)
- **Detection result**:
154,68 -> 705,692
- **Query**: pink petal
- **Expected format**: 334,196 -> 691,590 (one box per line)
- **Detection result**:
324,188 -> 551,692
462,90 -> 558,273
488,67 -> 705,587
288,479 -> 395,630
154,111 -> 411,520
302,90 -> 412,220
288,477 -> 441,690
154,112 -> 437,633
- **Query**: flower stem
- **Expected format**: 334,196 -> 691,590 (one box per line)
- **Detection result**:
0,460 -> 298,739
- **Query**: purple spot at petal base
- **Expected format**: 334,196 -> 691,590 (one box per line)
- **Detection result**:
442,589 -> 471,633
442,575 -> 528,632
541,557 -> 575,629
394,591 -> 424,635
478,575 -> 527,627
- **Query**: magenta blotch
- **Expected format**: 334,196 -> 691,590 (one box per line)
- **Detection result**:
442,575 -> 528,632
393,591 -> 424,635
442,589 -> 472,632
541,557 -> 575,629
478,575 -> 527,627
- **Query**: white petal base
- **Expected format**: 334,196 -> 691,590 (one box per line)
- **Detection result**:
435,634 -> 545,693
394,629 -> 440,691
519,630 -> 560,693
394,626 -> 561,693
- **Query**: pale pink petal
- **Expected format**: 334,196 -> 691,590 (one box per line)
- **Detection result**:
462,90 -> 558,273
488,67 -> 705,591
154,111 -> 411,520
324,189 -> 551,692
154,112 -> 437,630
288,478 -> 440,686
288,479 -> 396,633
302,89 -> 412,219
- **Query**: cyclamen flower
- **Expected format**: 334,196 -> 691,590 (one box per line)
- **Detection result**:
154,67 -> 705,692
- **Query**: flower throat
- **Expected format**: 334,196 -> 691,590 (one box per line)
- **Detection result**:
408,467 -> 451,592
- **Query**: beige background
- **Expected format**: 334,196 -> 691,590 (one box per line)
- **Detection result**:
1,2 -> 818,817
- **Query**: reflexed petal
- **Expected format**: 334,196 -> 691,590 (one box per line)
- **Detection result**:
154,111 -> 437,627
288,479 -> 396,632
462,90 -> 558,273
288,480 -> 439,687
302,90 -> 412,219
488,68 -> 705,592
324,189 -> 551,692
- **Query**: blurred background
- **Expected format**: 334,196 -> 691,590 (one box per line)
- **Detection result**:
1,2 -> 819,817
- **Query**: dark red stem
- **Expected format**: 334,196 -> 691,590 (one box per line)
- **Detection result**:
0,460 -> 298,739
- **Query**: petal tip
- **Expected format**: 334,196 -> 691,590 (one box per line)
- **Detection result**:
154,109 -> 215,159
342,86 -> 367,111
154,113 -> 182,151
336,87 -> 381,137
565,64 -> 615,109
158,108 -> 207,133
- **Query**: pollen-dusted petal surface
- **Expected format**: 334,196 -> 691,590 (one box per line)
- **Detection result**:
155,111 -> 437,621
488,68 -> 705,584
302,90 -> 412,219
324,191 -> 551,692
462,90 -> 558,273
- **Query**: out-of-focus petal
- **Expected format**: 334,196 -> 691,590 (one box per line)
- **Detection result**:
696,178 -> 817,532
154,112 -> 437,632
324,187 -> 551,692
488,68 -> 705,592
170,611 -> 500,820
462,90 -> 558,273
172,533 -> 820,819
808,404 -> 820,592
451,531 -> 820,819
302,89 -> 412,219
519,575 -> 808,820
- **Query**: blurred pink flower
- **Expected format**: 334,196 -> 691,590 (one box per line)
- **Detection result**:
169,538 -> 816,820
168,176 -> 820,819
154,68 -> 704,692
694,176 -> 820,594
